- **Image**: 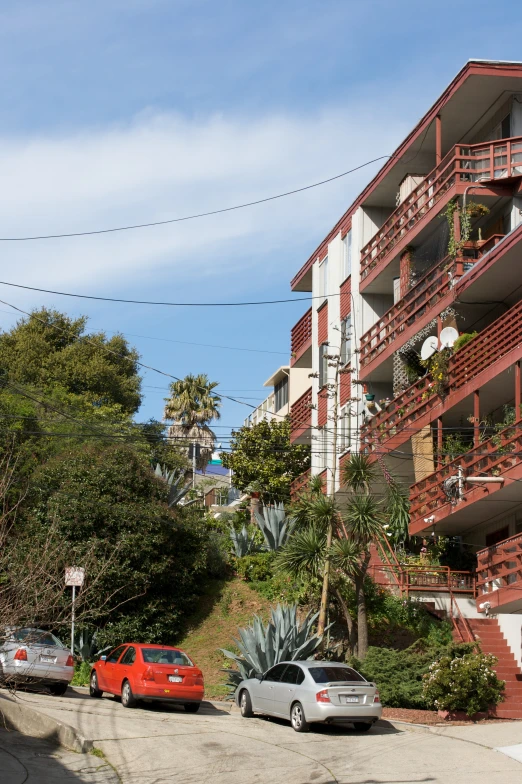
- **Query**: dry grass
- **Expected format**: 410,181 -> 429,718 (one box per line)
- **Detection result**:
176,577 -> 272,699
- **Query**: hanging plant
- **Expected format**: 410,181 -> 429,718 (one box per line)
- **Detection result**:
444,199 -> 490,260
422,347 -> 452,397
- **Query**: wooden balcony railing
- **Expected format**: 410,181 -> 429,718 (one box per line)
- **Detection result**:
290,468 -> 311,499
359,256 -> 468,369
409,421 -> 522,527
290,386 -> 312,442
476,532 -> 522,597
369,564 -> 475,594
361,298 -> 522,451
291,308 -> 312,365
360,136 -> 522,285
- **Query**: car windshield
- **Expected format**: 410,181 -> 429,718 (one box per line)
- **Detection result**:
10,629 -> 65,647
308,666 -> 366,684
141,648 -> 193,666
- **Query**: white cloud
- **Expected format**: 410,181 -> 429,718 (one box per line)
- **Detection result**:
0,106 -> 409,298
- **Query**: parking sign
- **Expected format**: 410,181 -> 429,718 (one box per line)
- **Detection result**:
65,567 -> 85,587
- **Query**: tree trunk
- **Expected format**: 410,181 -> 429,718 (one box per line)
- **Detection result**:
334,587 -> 356,658
317,520 -> 333,637
354,551 -> 371,659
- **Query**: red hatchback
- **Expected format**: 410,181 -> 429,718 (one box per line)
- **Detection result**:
89,643 -> 204,711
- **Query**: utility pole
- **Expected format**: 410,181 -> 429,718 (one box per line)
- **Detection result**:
317,351 -> 341,637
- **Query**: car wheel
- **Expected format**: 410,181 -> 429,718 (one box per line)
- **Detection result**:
290,702 -> 309,733
353,722 -> 373,732
183,702 -> 201,713
121,680 -> 137,709
89,671 -> 103,699
49,682 -> 68,697
239,689 -> 253,718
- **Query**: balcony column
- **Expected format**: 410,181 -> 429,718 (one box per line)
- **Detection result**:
435,115 -> 442,166
399,248 -> 412,298
473,390 -> 480,447
515,362 -> 522,422
437,417 -> 443,469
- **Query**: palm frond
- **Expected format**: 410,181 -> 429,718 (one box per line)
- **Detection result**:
274,525 -> 326,580
342,453 -> 377,491
344,493 -> 385,545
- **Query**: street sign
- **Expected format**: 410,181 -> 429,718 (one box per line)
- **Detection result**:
65,567 -> 85,587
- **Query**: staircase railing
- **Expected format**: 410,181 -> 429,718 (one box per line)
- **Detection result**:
449,591 -> 476,643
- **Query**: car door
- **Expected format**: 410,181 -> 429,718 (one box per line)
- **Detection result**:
98,645 -> 127,693
118,646 -> 136,693
272,664 -> 305,718
252,664 -> 287,714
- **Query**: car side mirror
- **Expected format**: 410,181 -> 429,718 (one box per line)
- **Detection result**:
100,655 -> 107,662
254,672 -> 263,681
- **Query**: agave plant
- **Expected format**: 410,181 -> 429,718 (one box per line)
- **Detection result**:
154,463 -> 191,507
220,604 -> 326,695
229,524 -> 257,558
254,502 -> 295,551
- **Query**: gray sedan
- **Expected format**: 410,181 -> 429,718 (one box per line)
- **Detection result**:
0,628 -> 74,695
235,660 -> 382,732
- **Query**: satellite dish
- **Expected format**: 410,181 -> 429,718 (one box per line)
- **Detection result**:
420,336 -> 438,361
439,326 -> 459,349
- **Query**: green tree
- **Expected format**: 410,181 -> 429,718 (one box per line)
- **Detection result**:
0,309 -> 142,414
164,373 -> 221,469
221,419 -> 310,502
18,443 -> 210,645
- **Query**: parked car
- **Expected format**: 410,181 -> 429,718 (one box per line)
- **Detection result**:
235,660 -> 381,732
0,628 -> 74,695
89,643 -> 204,711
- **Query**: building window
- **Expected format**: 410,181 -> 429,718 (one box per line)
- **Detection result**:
340,314 -> 352,366
318,256 -> 328,299
274,377 -> 288,412
319,343 -> 328,388
343,231 -> 352,280
317,426 -> 328,470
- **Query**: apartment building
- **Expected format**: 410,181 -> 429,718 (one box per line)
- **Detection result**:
289,60 -> 522,715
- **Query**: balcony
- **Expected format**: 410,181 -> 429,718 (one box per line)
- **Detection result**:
290,468 -> 311,499
361,298 -> 522,453
290,386 -> 312,444
409,421 -> 522,535
476,533 -> 522,613
360,137 -> 522,290
359,237 -> 506,377
291,308 -> 312,367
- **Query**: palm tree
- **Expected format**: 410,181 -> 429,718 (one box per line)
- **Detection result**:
164,374 -> 221,469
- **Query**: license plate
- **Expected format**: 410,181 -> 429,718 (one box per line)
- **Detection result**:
345,696 -> 359,703
168,675 -> 183,683
40,656 -> 55,663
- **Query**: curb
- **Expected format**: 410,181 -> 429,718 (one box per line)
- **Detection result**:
0,693 -> 93,753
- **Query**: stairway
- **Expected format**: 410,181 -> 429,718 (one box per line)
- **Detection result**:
463,618 -> 522,719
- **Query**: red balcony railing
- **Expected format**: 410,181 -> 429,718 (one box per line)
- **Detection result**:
290,468 -> 311,499
359,235 -> 506,372
361,299 -> 522,451
360,136 -> 522,285
291,308 -> 312,365
409,421 -> 522,527
290,387 -> 312,443
360,256 -> 467,369
476,532 -> 522,598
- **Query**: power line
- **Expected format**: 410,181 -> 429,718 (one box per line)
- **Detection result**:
0,156 -> 391,242
0,279 -> 338,307
107,331 -> 287,355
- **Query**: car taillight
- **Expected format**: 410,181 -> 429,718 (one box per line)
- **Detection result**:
142,667 -> 155,681
14,648 -> 27,661
373,690 -> 381,704
316,689 -> 331,703
66,655 -> 74,667
194,676 -> 204,686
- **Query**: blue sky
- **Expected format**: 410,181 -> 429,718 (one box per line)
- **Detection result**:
1,0 -> 522,451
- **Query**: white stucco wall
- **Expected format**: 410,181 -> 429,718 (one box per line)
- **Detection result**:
496,614 -> 522,669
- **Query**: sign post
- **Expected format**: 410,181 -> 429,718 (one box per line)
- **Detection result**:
65,567 -> 85,656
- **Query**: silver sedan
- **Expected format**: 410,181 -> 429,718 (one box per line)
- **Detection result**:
0,628 -> 74,695
235,660 -> 382,732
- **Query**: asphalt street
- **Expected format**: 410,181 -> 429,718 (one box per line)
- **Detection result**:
3,689 -> 522,784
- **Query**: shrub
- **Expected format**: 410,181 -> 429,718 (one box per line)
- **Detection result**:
423,651 -> 505,716
453,332 -> 478,352
351,640 -> 475,708
71,660 -> 91,687
235,552 -> 276,582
